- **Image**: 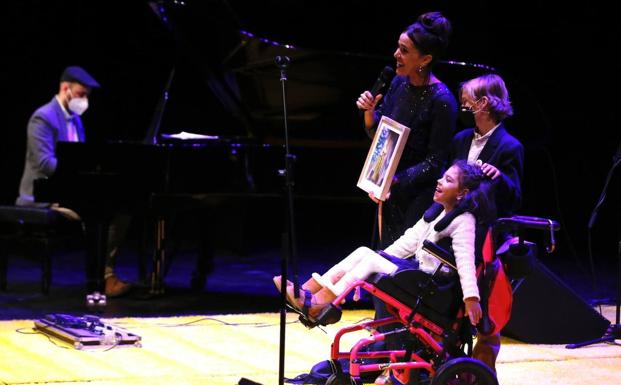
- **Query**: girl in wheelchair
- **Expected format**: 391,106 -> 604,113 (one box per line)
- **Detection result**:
274,159 -> 495,328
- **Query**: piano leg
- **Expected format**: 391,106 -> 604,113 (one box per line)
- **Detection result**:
150,216 -> 166,295
84,217 -> 109,294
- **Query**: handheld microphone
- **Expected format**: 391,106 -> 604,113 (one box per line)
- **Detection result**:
369,66 -> 396,97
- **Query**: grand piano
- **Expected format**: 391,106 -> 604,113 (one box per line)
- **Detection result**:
33,0 -> 494,294
35,139 -> 283,293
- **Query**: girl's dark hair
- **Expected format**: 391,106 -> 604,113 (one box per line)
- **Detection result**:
405,11 -> 452,66
453,160 -> 496,225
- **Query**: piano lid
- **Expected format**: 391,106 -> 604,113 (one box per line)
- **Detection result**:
147,0 -> 497,145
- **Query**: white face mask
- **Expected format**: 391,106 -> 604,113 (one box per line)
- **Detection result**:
67,88 -> 89,115
68,96 -> 88,115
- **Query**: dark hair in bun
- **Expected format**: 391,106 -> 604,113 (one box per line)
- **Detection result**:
405,11 -> 452,66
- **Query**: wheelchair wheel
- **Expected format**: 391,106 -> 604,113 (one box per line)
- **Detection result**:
430,357 -> 498,385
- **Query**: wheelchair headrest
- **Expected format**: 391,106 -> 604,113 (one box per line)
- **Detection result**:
423,202 -> 468,233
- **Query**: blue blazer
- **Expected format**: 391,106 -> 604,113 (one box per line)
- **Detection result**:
16,97 -> 85,205
450,123 -> 524,217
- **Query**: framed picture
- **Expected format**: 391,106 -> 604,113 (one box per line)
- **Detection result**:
357,115 -> 411,201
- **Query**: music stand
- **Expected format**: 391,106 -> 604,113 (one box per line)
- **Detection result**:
566,151 -> 621,348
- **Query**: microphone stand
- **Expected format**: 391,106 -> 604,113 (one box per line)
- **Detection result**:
276,55 -> 298,385
566,153 -> 621,348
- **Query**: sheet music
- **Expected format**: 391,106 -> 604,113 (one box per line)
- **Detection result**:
160,131 -> 220,140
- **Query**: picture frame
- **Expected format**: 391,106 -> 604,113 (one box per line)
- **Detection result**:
357,115 -> 411,201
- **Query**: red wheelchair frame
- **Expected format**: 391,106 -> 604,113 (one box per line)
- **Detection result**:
298,215 -> 559,385
320,269 -> 479,384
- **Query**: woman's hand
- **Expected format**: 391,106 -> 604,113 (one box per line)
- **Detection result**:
356,91 -> 383,111
464,297 -> 482,326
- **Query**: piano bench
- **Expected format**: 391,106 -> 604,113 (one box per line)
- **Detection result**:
0,205 -> 82,294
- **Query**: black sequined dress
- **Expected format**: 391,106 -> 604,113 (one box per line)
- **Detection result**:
370,75 -> 457,248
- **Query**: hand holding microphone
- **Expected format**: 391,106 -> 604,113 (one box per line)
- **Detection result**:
356,66 -> 395,111
356,91 -> 383,111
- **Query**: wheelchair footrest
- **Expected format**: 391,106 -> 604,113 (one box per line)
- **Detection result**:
317,304 -> 342,326
298,303 -> 343,329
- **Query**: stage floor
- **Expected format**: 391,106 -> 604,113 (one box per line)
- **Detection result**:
1,241 -> 617,321
0,308 -> 619,385
1,238 -> 619,384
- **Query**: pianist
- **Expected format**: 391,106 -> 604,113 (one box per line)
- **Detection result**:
15,65 -> 131,297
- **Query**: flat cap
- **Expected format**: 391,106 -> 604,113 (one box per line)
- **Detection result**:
60,66 -> 100,88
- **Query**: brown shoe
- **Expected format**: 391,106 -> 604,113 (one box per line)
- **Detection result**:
105,275 -> 131,298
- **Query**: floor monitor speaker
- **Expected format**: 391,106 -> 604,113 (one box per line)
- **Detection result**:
503,260 -> 610,344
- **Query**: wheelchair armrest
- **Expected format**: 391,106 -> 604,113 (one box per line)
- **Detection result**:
496,216 -> 560,231
496,215 -> 560,253
422,240 -> 456,270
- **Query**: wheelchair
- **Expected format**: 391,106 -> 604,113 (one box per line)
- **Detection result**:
295,215 -> 560,385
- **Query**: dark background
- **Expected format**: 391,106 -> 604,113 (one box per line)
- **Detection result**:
1,1 -> 619,297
